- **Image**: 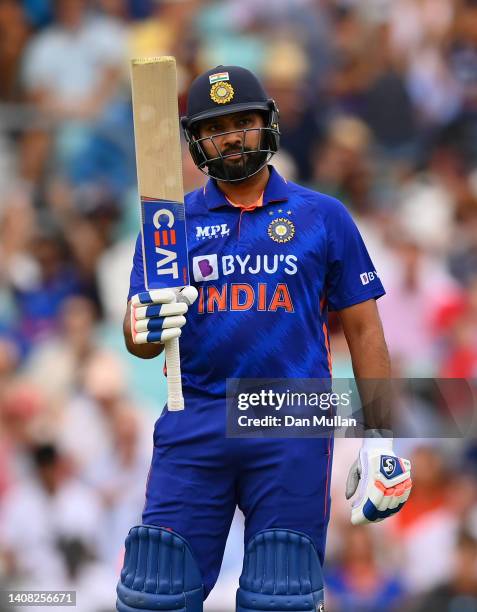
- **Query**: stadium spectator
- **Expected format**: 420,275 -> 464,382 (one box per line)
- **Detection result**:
20,0 -> 126,182
326,523 -> 406,612
11,230 -> 83,350
58,351 -> 132,470
84,406 -> 152,564
0,443 -> 104,584
410,529 -> 477,612
24,296 -> 99,409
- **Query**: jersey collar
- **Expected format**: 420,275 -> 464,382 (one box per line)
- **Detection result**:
203,165 -> 288,210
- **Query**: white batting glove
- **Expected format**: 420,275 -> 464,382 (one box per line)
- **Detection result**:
130,286 -> 198,344
345,435 -> 412,525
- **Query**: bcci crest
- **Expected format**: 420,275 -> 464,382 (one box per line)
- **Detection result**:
268,217 -> 295,243
210,81 -> 234,104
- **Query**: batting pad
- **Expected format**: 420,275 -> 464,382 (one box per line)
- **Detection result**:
236,529 -> 325,611
117,525 -> 203,612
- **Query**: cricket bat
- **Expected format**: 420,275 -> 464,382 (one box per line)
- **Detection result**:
130,57 -> 189,411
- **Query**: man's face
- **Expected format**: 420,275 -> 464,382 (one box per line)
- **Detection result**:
55,0 -> 86,28
197,111 -> 266,181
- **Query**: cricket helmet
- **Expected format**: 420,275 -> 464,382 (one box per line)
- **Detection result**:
181,65 -> 280,182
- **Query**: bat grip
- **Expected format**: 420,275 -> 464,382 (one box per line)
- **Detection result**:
164,336 -> 184,410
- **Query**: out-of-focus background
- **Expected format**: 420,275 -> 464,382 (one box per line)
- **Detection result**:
0,0 -> 477,610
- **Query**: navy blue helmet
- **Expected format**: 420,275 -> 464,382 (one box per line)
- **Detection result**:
181,65 -> 280,182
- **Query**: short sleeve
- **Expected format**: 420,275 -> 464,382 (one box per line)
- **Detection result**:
127,233 -> 146,301
325,199 -> 385,311
88,18 -> 126,69
21,35 -> 55,93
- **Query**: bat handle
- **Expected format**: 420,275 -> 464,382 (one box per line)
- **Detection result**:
164,336 -> 184,411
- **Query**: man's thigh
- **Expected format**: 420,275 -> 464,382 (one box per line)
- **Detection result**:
143,409 -> 237,598
237,436 -> 334,564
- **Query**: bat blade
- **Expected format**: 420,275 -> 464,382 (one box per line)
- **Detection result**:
130,57 -> 189,411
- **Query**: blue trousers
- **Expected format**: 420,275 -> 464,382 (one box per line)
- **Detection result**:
142,397 -> 333,599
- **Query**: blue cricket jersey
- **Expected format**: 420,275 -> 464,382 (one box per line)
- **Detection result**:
128,166 -> 385,398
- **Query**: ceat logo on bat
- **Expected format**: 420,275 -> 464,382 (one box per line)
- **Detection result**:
141,198 -> 189,289
154,211 -> 177,248
153,208 -> 179,279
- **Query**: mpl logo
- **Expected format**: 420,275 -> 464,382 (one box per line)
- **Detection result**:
196,224 -> 230,240
193,255 -> 219,282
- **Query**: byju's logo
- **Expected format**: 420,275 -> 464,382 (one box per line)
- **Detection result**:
196,224 -> 230,240
193,255 -> 219,282
360,270 -> 378,285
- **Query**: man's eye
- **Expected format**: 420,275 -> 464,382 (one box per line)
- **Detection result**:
238,118 -> 252,127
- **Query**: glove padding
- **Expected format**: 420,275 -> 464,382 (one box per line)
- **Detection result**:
130,286 -> 198,344
345,444 -> 412,525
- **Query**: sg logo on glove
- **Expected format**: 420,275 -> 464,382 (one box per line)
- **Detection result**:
381,456 -> 400,478
346,447 -> 412,525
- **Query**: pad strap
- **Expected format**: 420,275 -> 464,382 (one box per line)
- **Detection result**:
236,529 -> 325,612
116,525 -> 203,612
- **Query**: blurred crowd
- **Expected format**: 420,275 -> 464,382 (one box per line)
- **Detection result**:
0,0 -> 477,610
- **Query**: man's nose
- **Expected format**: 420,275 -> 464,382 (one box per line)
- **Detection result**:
218,128 -> 243,150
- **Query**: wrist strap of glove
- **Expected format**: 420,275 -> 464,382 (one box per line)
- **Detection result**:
363,429 -> 394,452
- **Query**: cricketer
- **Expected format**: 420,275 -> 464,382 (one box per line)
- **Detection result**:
117,65 -> 413,612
